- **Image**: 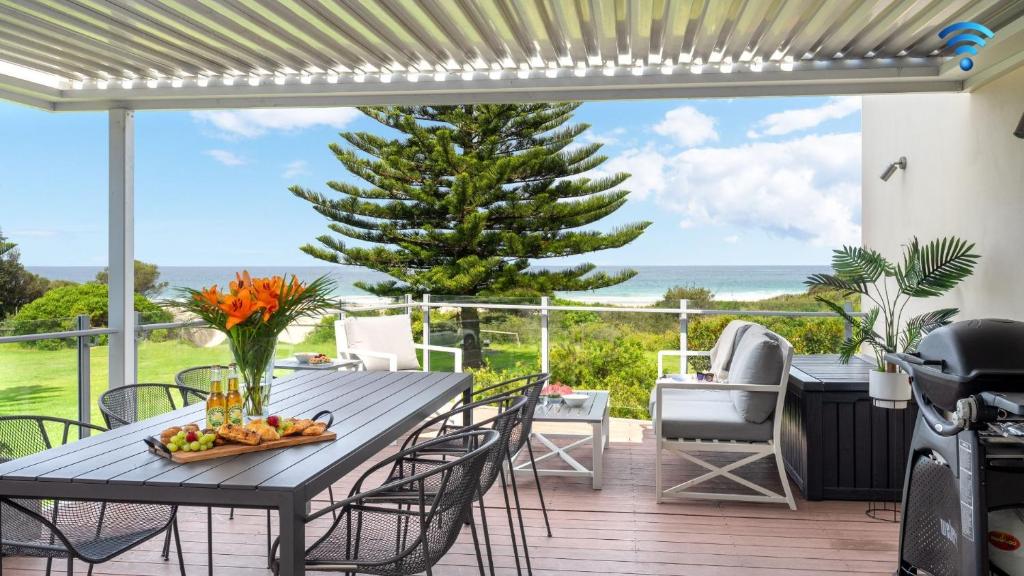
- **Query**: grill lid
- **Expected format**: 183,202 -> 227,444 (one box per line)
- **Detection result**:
917,319 -> 1024,377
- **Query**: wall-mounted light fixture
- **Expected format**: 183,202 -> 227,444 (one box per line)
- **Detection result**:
880,156 -> 908,182
1014,112 -> 1024,139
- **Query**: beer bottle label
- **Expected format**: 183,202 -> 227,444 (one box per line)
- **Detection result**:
207,407 -> 225,428
227,405 -> 243,425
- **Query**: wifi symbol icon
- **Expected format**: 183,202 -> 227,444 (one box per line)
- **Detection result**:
938,22 -> 995,71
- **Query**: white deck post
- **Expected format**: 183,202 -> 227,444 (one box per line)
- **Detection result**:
421,294 -> 430,371
540,296 -> 550,374
679,299 -> 689,374
108,109 -> 135,389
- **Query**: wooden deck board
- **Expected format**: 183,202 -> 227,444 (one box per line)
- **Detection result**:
2,423 -> 900,575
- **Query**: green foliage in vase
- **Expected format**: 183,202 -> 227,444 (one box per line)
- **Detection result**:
176,272 -> 336,416
805,237 -> 979,370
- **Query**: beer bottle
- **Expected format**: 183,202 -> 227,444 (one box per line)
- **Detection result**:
225,363 -> 244,425
206,366 -> 227,429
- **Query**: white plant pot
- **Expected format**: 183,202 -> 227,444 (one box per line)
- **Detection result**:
869,370 -> 911,409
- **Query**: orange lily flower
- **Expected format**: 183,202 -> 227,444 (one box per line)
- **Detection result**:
218,291 -> 259,329
229,270 -> 253,295
197,285 -> 221,308
289,276 -> 305,297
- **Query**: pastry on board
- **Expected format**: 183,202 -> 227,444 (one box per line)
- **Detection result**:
217,423 -> 261,446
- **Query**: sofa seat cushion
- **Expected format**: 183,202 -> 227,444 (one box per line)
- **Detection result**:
342,314 -> 420,371
650,388 -> 773,442
727,326 -> 784,424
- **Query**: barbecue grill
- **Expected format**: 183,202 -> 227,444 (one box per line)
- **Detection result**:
889,318 -> 1024,576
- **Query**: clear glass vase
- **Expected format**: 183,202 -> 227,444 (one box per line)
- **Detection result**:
227,336 -> 277,421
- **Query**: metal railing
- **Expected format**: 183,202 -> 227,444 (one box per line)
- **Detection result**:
0,295 -> 860,428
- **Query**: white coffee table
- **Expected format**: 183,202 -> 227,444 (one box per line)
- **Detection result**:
274,358 -> 361,371
513,390 -> 610,489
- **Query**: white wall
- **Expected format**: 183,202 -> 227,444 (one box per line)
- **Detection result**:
862,65 -> 1024,322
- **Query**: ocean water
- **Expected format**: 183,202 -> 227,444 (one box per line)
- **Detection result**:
27,265 -> 828,305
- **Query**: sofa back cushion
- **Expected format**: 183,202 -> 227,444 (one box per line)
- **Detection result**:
342,314 -> 420,371
727,326 -> 784,423
709,320 -> 755,379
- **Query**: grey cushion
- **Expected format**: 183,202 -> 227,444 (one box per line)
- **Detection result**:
342,314 -> 420,371
727,326 -> 784,424
649,388 -> 772,442
709,320 -> 755,380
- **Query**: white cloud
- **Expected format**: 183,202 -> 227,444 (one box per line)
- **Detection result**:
587,146 -> 669,201
205,149 -> 247,166
748,97 -> 861,138
580,127 -> 627,146
604,132 -> 861,246
652,105 -> 718,147
283,160 -> 308,178
191,108 -> 360,138
724,234 -> 740,244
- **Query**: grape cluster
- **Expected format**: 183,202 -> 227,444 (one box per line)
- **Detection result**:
166,430 -> 217,453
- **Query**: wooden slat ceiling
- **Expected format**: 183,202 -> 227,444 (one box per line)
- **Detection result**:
1,0 -> 1023,110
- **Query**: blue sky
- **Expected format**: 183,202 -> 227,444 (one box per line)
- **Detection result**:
0,96 -> 860,267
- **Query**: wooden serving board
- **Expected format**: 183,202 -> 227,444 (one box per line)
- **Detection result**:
147,431 -> 337,463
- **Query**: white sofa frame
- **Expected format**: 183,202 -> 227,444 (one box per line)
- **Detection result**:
335,316 -> 463,373
654,334 -> 796,509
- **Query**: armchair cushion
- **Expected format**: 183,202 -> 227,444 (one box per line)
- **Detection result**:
343,314 -> 420,371
727,326 -> 784,424
651,388 -> 772,442
709,320 -> 755,380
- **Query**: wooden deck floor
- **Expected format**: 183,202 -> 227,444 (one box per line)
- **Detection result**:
3,419 -> 900,575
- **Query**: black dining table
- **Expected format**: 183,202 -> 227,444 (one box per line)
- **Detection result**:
0,369 -> 473,576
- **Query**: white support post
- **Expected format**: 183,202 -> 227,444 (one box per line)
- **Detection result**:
540,296 -> 550,374
421,294 -> 431,372
679,299 -> 688,375
108,109 -> 135,389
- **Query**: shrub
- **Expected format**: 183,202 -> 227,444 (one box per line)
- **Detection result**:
303,315 -> 337,345
11,284 -> 172,349
549,328 -> 658,419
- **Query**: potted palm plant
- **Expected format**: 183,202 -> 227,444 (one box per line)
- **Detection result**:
806,237 -> 979,408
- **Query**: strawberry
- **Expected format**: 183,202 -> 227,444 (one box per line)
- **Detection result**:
267,415 -> 280,428
185,430 -> 198,443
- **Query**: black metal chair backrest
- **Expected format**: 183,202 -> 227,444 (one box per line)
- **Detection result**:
400,394 -> 528,495
0,415 -> 106,463
174,365 -> 223,394
303,429 -> 500,575
463,373 -> 548,456
98,383 -> 207,429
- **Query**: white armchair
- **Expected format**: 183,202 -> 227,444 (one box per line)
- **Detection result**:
335,314 -> 463,373
652,323 -> 796,509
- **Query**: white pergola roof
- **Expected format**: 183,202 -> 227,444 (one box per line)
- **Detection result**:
3,0 -> 1024,111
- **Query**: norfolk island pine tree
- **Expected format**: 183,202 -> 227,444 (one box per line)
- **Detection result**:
291,104 -> 651,368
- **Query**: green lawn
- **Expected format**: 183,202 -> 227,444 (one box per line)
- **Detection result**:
0,337 -> 561,428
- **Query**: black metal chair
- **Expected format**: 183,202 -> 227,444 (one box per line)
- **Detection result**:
456,374 -> 551,534
97,383 -> 217,573
270,429 -> 500,576
174,365 -> 219,393
97,383 -> 207,429
0,415 -> 185,576
393,394 -> 529,576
